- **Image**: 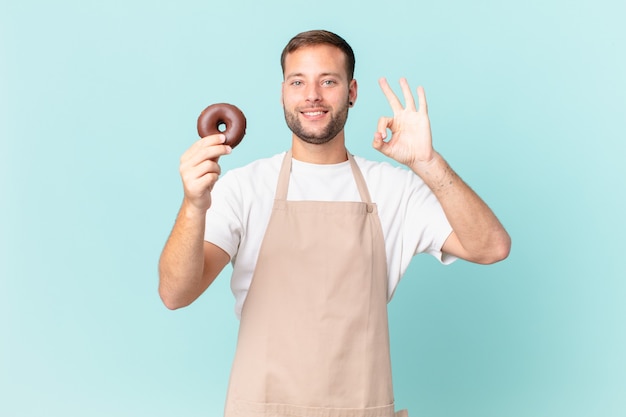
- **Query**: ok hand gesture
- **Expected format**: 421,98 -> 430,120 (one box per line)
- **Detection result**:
373,78 -> 435,169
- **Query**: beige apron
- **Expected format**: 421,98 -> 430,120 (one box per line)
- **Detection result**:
224,150 -> 408,417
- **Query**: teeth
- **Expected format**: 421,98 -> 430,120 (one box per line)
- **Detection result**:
304,111 -> 324,116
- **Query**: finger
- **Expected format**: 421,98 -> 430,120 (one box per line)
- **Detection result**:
417,86 -> 428,114
378,77 -> 403,112
199,133 -> 227,146
192,159 -> 222,179
181,162 -> 221,196
182,157 -> 217,174
372,131 -> 391,157
203,143 -> 232,162
182,134 -> 225,160
376,116 -> 393,140
185,172 -> 220,195
182,140 -> 231,166
198,172 -> 220,190
399,78 -> 416,111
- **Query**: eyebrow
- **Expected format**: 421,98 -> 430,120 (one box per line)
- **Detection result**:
285,72 -> 343,80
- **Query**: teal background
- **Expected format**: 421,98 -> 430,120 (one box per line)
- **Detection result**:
2,0 -> 625,416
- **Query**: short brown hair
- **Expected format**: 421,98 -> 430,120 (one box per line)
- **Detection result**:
280,30 -> 355,80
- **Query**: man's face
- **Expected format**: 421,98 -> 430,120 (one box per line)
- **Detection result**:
281,45 -> 357,145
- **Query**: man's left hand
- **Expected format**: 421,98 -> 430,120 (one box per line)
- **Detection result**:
373,77 -> 435,169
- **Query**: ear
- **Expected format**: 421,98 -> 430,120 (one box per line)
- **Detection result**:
349,79 -> 358,107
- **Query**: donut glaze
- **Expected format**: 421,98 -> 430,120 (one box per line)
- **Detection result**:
197,103 -> 247,148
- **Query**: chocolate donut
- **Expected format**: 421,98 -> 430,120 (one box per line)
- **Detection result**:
197,103 -> 247,148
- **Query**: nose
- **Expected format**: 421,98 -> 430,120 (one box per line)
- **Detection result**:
305,83 -> 322,103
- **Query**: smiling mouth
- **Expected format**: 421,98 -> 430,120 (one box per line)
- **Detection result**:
300,109 -> 329,119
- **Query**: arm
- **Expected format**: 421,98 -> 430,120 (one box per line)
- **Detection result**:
158,134 -> 232,310
373,78 -> 511,264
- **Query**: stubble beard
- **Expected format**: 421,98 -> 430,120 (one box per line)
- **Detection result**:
283,101 -> 350,145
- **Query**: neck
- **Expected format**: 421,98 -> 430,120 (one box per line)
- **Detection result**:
291,135 -> 348,164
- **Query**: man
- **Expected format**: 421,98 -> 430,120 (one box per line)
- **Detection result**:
159,30 -> 510,417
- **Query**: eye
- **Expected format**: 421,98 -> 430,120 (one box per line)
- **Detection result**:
291,80 -> 303,86
322,79 -> 337,86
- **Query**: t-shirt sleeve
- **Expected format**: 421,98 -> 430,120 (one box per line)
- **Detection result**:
203,171 -> 243,260
403,172 -> 457,265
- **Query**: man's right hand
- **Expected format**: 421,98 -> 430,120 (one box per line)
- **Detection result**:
179,133 -> 232,213
158,133 -> 232,310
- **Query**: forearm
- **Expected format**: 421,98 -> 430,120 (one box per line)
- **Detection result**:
158,199 -> 209,309
411,152 -> 511,263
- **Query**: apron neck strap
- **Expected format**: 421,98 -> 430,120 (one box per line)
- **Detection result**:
347,152 -> 373,204
275,149 -> 373,204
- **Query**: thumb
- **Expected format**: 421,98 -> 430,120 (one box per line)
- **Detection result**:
372,131 -> 392,157
373,116 -> 393,156
376,116 -> 393,140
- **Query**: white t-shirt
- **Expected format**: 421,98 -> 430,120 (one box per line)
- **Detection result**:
205,152 -> 455,319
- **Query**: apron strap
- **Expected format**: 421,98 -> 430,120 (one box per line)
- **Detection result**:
275,149 -> 293,201
275,150 -> 373,204
347,152 -> 373,204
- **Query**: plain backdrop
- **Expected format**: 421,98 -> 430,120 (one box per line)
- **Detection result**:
1,0 -> 625,416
